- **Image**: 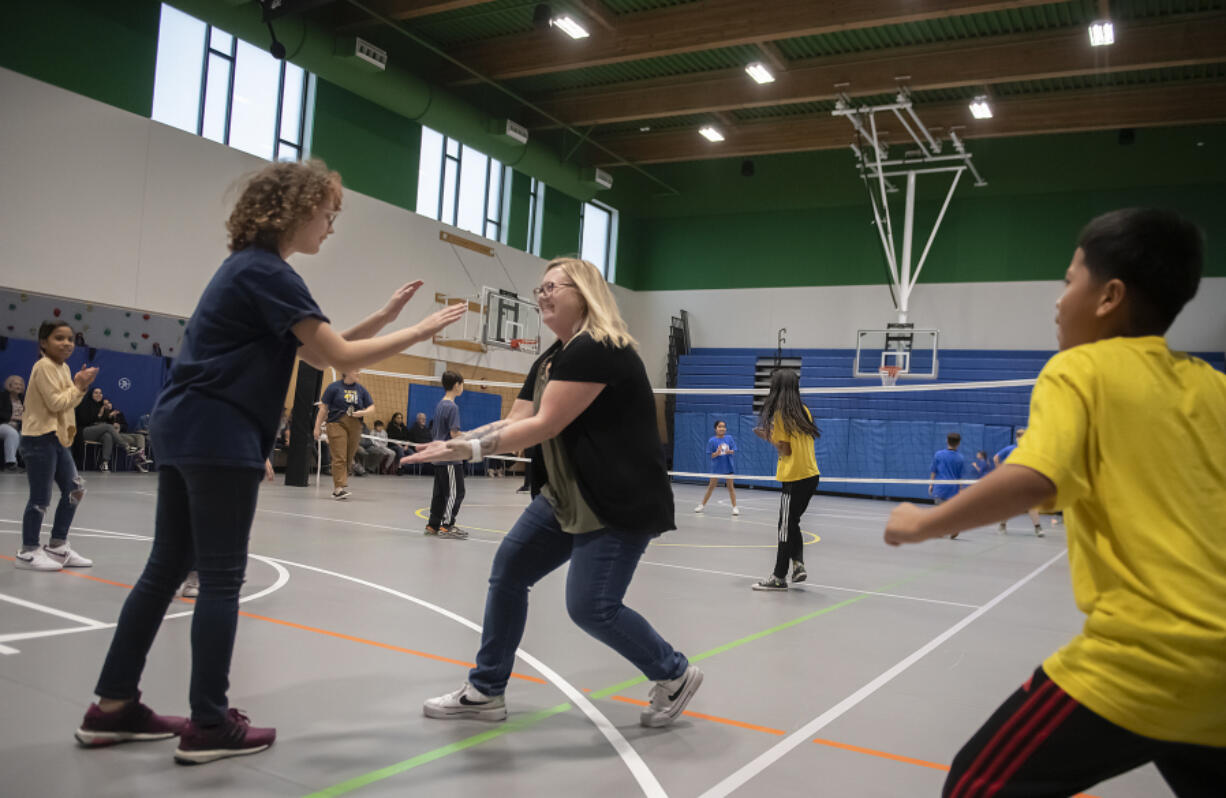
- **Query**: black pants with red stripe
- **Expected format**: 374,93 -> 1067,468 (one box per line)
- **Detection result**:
944,666 -> 1226,798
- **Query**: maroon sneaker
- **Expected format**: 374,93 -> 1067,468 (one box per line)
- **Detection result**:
75,699 -> 188,747
174,709 -> 275,765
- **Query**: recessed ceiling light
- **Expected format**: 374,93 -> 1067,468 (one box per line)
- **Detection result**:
550,15 -> 589,39
745,62 -> 775,84
1088,20 -> 1114,47
639,126 -> 651,132
699,126 -> 725,142
969,96 -> 993,120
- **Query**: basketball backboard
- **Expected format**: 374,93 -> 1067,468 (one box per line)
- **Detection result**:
481,287 -> 541,355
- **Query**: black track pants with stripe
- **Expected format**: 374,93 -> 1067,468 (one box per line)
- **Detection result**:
772,474 -> 819,579
944,665 -> 1226,798
428,463 -> 466,529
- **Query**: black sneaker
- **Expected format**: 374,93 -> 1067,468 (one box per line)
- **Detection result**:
752,575 -> 788,591
791,561 -> 807,583
331,487 -> 350,500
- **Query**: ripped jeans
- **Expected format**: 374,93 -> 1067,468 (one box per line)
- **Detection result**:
20,432 -> 84,548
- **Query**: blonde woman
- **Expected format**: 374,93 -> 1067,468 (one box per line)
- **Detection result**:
407,257 -> 702,729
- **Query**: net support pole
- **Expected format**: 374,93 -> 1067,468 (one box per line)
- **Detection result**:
898,171 -> 916,323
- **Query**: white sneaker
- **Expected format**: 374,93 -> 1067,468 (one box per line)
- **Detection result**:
693,504 -> 704,513
731,507 -> 740,516
1034,526 -> 1045,538
640,664 -> 703,728
44,543 -> 92,568
14,547 -> 62,571
998,522 -> 1007,534
99,462 -> 109,472
423,683 -> 507,722
332,487 -> 350,500
179,571 -> 200,598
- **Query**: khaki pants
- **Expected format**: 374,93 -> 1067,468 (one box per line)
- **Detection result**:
326,416 -> 362,489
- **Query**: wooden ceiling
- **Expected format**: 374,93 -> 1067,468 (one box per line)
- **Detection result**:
314,0 -> 1226,168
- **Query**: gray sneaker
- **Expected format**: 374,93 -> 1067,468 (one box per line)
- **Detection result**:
437,526 -> 468,539
752,575 -> 788,591
423,683 -> 506,721
640,665 -> 703,727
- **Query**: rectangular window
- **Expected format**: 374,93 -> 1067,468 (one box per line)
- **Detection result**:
526,178 -> 545,256
416,125 -> 506,243
580,200 -> 617,280
152,3 -> 310,162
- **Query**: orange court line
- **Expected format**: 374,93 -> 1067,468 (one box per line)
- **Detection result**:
0,556 -> 1101,795
0,556 -> 545,685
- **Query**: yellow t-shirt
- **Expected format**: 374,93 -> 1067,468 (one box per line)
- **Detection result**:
1008,336 -> 1226,746
771,407 -> 820,483
23,357 -> 85,448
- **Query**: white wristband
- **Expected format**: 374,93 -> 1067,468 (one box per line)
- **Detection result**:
468,439 -> 484,462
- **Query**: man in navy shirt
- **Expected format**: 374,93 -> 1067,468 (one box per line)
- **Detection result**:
314,373 -> 375,499
426,371 -> 467,538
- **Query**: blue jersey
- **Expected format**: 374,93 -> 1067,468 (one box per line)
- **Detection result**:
930,448 -> 965,500
970,456 -> 994,479
995,443 -> 1018,463
707,434 -> 736,474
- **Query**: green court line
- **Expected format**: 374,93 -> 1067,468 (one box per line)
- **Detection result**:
305,544 -> 1007,797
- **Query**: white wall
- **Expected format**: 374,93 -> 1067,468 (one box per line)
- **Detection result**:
2,66 -> 1220,388
0,67 -> 551,375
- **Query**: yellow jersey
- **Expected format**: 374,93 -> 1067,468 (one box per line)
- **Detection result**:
1009,336 -> 1226,746
771,406 -> 820,483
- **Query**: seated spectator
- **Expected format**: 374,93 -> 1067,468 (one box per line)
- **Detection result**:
104,400 -> 150,472
77,389 -> 125,472
382,412 -> 408,468
362,421 -> 397,474
1,375 -> 24,471
406,411 -> 433,446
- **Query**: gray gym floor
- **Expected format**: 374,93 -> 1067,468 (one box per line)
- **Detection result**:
0,472 -> 1170,797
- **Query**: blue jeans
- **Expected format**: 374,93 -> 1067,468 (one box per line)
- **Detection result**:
469,495 -> 688,696
20,433 -> 84,547
94,464 -> 261,725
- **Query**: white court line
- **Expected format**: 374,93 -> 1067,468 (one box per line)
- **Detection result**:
0,592 -> 108,627
698,549 -> 1068,798
0,526 -> 291,650
637,560 -> 980,609
261,554 -> 667,798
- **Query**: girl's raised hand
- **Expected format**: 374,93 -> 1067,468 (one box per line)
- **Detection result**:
414,301 -> 468,338
74,366 -> 99,392
381,280 -> 425,321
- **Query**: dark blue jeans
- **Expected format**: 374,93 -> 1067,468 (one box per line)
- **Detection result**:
469,495 -> 688,696
20,433 -> 84,547
94,464 -> 261,725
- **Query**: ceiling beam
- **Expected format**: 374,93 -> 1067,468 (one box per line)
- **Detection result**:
445,0 -> 1061,82
383,0 -> 496,20
573,0 -> 618,33
535,17 -> 1226,127
588,82 -> 1226,165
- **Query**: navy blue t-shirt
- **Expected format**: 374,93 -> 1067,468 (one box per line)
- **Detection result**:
151,247 -> 327,469
321,380 -> 372,423
431,398 -> 461,465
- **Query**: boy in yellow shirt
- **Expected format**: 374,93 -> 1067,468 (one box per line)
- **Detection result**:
884,208 -> 1225,795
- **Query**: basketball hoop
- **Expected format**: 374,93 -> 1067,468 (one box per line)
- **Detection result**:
878,365 -> 901,386
509,338 -> 540,354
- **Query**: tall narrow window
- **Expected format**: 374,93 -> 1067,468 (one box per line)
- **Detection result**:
525,178 -> 545,257
152,4 -> 309,161
417,126 -> 507,242
580,200 -> 617,280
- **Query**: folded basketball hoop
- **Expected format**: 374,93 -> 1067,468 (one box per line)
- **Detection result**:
879,365 -> 901,386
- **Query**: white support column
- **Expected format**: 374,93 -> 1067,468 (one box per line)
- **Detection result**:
899,171 -> 916,322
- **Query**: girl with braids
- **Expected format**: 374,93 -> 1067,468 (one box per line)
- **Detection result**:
76,160 -> 465,764
752,368 -> 821,591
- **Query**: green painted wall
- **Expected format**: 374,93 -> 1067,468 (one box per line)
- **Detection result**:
310,79 -> 421,213
0,0 -> 160,117
540,187 -> 581,260
607,124 -> 1226,290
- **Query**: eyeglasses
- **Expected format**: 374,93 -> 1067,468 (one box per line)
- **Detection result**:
532,280 -> 576,299
325,211 -> 339,226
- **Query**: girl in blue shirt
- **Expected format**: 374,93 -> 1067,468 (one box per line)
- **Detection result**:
76,160 -> 465,764
694,420 -> 738,516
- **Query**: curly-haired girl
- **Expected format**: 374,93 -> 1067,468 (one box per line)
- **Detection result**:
76,160 -> 466,764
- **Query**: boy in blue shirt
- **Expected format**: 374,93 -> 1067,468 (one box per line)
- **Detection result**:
426,370 -> 468,539
694,420 -> 738,516
929,432 -> 964,537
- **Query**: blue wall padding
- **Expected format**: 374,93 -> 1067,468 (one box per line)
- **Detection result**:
406,385 -> 502,435
0,338 -> 169,424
